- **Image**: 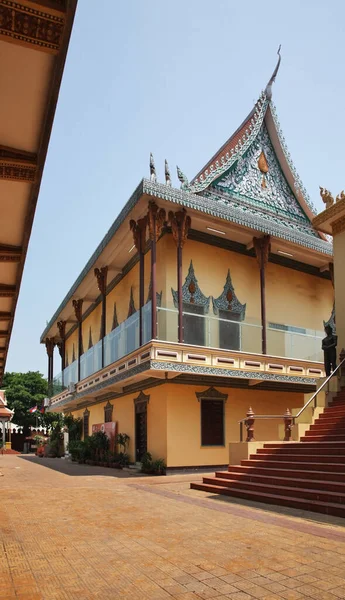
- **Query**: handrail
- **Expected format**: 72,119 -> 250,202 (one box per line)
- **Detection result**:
238,355 -> 345,442
293,356 -> 345,421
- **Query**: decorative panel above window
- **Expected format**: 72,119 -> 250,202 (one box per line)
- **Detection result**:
104,401 -> 113,423
171,261 -> 211,311
213,270 -> 246,351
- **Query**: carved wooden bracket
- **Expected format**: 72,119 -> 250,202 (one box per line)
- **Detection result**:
130,217 -> 148,252
168,208 -> 191,249
94,266 -> 108,295
72,299 -> 83,323
57,320 -> 66,340
253,235 -> 271,269
147,201 -> 166,242
45,338 -> 55,358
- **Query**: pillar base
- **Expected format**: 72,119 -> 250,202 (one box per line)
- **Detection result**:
5,442 -> 11,450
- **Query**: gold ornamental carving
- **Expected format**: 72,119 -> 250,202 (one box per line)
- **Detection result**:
0,1 -> 65,54
258,151 -> 269,189
332,216 -> 345,236
319,187 -> 334,209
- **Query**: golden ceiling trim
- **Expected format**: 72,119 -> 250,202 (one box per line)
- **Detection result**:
332,216 -> 345,236
0,0 -> 65,53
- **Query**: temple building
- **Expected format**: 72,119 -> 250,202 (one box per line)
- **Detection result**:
42,51 -> 334,468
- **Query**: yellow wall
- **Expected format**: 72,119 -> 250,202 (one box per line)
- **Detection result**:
105,261 -> 139,334
82,302 -> 102,351
65,328 -> 78,366
334,232 -> 345,352
64,234 -> 333,361
69,382 -> 309,467
266,263 -> 333,331
166,383 -> 305,467
70,385 -> 167,462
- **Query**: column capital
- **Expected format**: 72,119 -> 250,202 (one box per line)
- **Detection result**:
129,217 -> 148,252
253,235 -> 271,269
72,299 -> 83,323
94,266 -> 108,295
147,201 -> 166,242
57,320 -> 66,340
168,208 -> 191,249
45,338 -> 55,358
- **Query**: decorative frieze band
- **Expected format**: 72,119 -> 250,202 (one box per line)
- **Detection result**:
0,0 -> 65,53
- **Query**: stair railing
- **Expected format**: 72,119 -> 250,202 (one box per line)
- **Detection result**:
239,352 -> 345,442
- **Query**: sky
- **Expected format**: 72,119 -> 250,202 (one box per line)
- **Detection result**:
6,0 -> 345,377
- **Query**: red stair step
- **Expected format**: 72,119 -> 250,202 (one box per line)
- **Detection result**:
217,471 -> 345,493
190,482 -> 345,518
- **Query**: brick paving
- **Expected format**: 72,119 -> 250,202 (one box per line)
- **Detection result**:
1,456 -> 345,599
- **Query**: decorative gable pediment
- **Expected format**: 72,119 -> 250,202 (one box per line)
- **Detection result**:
172,261 -> 210,310
213,270 -> 246,320
212,123 -> 314,231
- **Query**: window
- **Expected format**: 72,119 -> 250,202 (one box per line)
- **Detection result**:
219,310 -> 240,350
104,402 -> 113,423
83,409 -> 90,438
183,303 -> 205,346
201,399 -> 224,446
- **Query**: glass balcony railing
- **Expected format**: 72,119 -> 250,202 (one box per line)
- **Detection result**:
157,307 -> 262,354
50,301 -> 324,397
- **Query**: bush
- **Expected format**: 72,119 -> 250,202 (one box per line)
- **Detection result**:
140,452 -> 166,476
67,440 -> 84,462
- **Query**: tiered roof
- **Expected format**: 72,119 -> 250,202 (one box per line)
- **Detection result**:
184,48 -> 322,243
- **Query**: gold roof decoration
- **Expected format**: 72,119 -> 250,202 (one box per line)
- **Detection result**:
319,187 -> 334,210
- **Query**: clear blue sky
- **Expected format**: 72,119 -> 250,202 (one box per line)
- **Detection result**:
6,0 -> 345,377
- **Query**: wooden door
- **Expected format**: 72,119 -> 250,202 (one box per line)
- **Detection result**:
135,401 -> 147,461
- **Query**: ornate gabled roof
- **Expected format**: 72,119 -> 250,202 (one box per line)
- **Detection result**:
186,50 -> 321,242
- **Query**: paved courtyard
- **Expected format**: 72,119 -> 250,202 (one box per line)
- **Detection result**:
1,456 -> 345,600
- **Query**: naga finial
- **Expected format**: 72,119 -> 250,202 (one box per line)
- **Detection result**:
165,159 -> 171,186
336,190 -> 345,203
320,186 -> 334,209
176,165 -> 189,189
150,153 -> 157,183
265,45 -> 281,101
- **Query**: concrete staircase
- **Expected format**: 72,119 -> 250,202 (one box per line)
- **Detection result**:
191,389 -> 345,517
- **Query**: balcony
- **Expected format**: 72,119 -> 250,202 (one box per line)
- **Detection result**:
51,301 -> 325,401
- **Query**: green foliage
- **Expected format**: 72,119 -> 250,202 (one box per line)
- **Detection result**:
140,452 -> 166,475
3,371 -> 61,434
67,440 -> 84,462
116,433 -> 130,453
63,415 -> 82,441
33,435 -> 45,447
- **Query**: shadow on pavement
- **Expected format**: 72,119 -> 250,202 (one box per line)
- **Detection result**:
19,455 -> 146,478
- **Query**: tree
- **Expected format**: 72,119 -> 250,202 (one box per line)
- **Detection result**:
3,371 -> 59,434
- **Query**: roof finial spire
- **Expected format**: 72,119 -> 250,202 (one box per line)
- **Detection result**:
150,153 -> 157,182
165,159 -> 171,186
265,45 -> 281,101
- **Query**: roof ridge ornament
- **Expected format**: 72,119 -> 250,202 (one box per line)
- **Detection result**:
150,153 -> 157,182
176,165 -> 189,189
165,159 -> 171,186
265,45 -> 281,101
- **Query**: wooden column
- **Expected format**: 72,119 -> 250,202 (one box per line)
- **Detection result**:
57,320 -> 66,382
147,201 -> 166,339
130,217 -> 147,346
253,235 -> 271,355
94,266 -> 108,367
72,299 -> 83,381
168,209 -> 191,343
45,337 -> 55,392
